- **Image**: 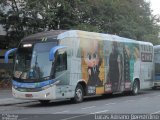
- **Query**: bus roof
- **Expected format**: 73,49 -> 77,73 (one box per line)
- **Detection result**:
21,30 -> 153,46
154,45 -> 160,48
58,30 -> 153,46
154,45 -> 160,52
21,30 -> 67,43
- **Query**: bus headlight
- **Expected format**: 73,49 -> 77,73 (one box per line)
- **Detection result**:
45,92 -> 50,98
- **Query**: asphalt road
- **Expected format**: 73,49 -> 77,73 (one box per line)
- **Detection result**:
1,89 -> 160,120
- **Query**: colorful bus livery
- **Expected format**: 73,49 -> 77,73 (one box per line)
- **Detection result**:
5,30 -> 154,104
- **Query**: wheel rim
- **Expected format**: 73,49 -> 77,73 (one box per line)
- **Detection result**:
76,88 -> 82,101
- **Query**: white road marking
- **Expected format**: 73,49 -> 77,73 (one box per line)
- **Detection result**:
125,100 -> 135,102
140,97 -> 150,100
90,110 -> 109,114
54,110 -> 69,114
151,110 -> 160,114
105,103 -> 116,106
60,110 -> 109,120
81,106 -> 96,109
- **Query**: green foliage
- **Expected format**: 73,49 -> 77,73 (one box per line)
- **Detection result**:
0,0 -> 160,48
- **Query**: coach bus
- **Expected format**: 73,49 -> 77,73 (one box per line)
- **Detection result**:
153,45 -> 160,89
5,30 -> 154,104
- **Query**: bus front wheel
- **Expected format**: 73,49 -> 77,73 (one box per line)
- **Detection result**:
131,80 -> 139,95
71,84 -> 84,103
152,86 -> 157,90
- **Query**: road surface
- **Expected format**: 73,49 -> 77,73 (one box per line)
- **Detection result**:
0,89 -> 160,120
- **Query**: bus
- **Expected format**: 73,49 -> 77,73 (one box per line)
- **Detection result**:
5,30 -> 154,104
153,45 -> 160,89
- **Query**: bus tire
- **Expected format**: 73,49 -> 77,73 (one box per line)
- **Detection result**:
71,84 -> 84,103
152,86 -> 157,90
131,80 -> 139,95
39,100 -> 50,105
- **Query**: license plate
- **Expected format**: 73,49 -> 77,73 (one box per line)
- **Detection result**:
25,94 -> 33,97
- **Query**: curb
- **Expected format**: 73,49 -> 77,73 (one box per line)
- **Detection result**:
0,98 -> 36,106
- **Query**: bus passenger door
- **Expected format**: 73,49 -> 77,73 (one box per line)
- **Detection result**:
53,49 -> 69,85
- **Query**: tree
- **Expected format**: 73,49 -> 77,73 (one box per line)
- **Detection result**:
0,0 -> 26,48
0,0 -> 160,48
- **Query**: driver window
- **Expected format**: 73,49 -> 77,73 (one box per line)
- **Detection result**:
55,50 -> 67,72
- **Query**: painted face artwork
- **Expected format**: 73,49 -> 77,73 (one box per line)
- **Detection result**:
84,40 -> 99,69
82,39 -> 103,87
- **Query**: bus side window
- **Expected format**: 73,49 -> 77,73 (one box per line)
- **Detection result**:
55,51 -> 67,72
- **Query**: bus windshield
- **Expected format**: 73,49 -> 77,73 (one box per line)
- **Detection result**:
14,42 -> 57,82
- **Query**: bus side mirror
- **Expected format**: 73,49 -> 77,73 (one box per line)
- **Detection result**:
49,46 -> 67,61
5,48 -> 17,63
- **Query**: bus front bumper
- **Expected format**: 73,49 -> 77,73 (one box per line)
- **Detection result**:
12,86 -> 56,100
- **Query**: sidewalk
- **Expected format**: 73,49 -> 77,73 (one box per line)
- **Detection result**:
0,89 -> 35,106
